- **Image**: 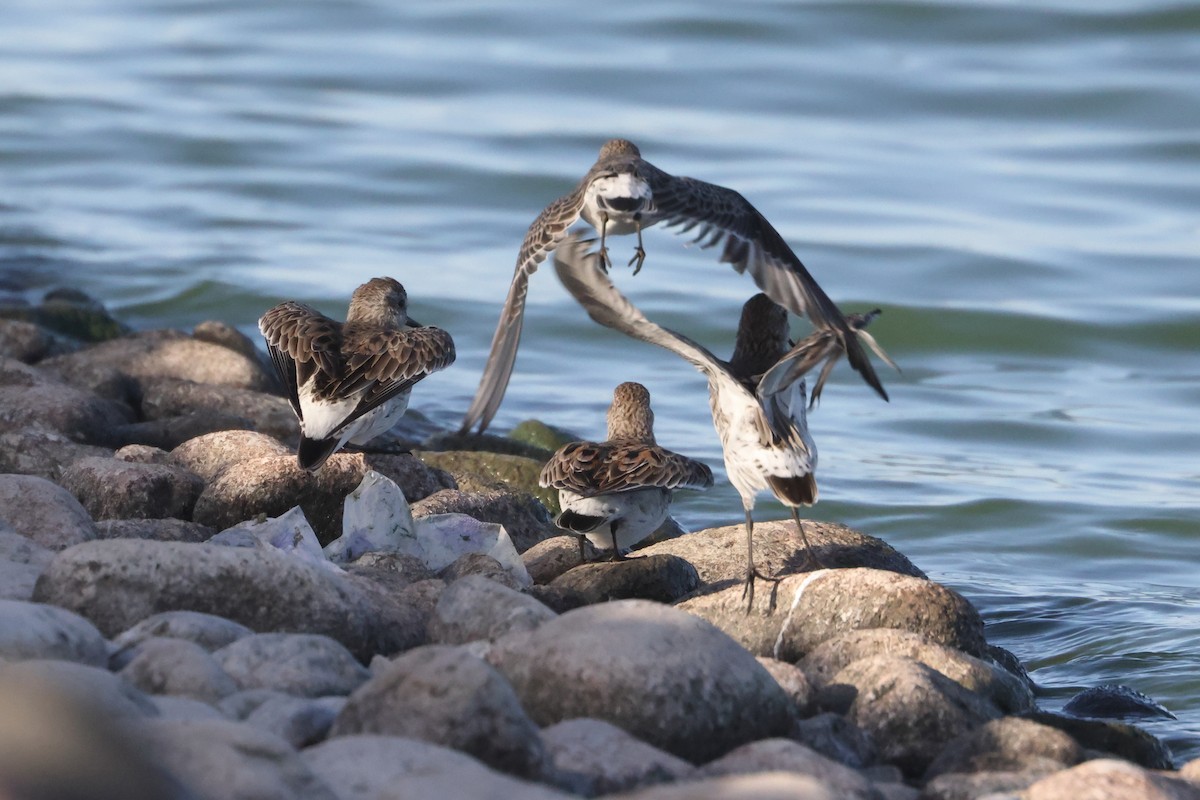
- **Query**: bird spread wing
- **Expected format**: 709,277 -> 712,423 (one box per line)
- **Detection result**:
258,301 -> 343,418
644,165 -> 888,401
332,325 -> 456,426
540,440 -> 713,496
459,186 -> 586,434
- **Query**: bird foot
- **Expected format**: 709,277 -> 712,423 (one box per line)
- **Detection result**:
741,568 -> 782,615
598,247 -> 612,273
627,248 -> 646,275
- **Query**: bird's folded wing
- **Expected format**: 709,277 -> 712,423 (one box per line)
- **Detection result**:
541,441 -> 713,495
333,326 -> 456,422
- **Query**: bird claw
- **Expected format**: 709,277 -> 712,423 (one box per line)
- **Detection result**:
628,248 -> 646,275
598,247 -> 612,273
742,567 -> 782,615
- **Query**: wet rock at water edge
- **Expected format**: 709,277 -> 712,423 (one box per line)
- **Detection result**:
213,632 -> 370,698
487,599 -> 795,763
1024,708 -> 1174,770
331,644 -> 548,778
118,636 -> 239,704
1062,683 -> 1177,720
0,599 -> 108,666
541,717 -> 696,797
428,574 -> 557,645
0,473 -> 98,550
549,553 -> 700,605
60,456 -> 204,521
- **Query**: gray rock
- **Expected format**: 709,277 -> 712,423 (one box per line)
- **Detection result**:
119,637 -> 238,704
244,694 -> 344,748
0,426 -> 113,480
542,717 -> 696,797
1021,758 -> 1200,800
0,528 -> 54,568
415,448 -> 558,513
679,568 -> 986,662
438,552 -> 524,590
0,317 -> 63,362
131,717 -> 338,800
1063,684 -> 1176,720
169,429 -> 292,482
218,688 -> 295,720
0,599 -> 108,666
59,456 -> 205,521
640,519 -> 925,587
412,487 -> 557,554
345,551 -> 436,594
487,599 -> 794,764
608,772 -> 838,799
213,633 -> 370,698
698,738 -> 880,800
0,473 -> 98,549
113,610 -> 254,653
791,712 -> 878,769
23,287 -> 130,342
550,554 -> 700,605
94,517 -> 215,542
522,535 -> 599,584
193,320 -> 269,366
429,574 -> 556,645
41,331 -> 276,391
0,557 -> 43,600
115,410 -> 260,451
0,659 -> 159,719
139,377 -> 297,443
801,629 -> 1033,714
33,540 -> 424,660
923,716 -> 1083,780
757,656 -> 813,717
921,769 -> 1052,800
331,644 -> 547,778
303,734 -> 573,800
824,655 -> 1002,777
0,357 -> 134,445
1025,709 -> 1174,770
152,694 -> 229,722
114,444 -> 174,464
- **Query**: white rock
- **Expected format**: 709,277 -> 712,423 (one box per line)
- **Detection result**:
226,506 -> 341,573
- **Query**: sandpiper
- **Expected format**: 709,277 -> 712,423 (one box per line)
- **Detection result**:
259,277 -> 455,472
551,233 -> 894,610
460,137 -> 888,435
539,381 -> 714,561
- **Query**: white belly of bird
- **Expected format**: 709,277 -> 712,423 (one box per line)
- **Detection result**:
717,398 -> 815,506
299,384 -> 410,446
582,173 -> 653,235
559,487 -> 670,552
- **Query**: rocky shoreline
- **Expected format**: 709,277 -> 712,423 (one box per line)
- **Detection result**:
0,290 -> 1196,800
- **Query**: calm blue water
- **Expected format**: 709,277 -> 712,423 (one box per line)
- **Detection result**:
2,0 -> 1198,760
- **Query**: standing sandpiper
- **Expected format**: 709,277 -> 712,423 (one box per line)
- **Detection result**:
551,233 -> 894,610
259,277 -> 455,471
460,138 -> 889,435
540,381 -> 714,561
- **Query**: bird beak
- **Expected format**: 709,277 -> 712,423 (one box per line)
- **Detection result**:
404,317 -> 423,328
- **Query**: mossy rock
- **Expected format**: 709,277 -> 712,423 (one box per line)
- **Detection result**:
507,419 -> 580,454
414,449 -> 559,514
0,289 -> 132,343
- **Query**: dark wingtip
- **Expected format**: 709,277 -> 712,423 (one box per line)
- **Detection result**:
297,436 -> 341,472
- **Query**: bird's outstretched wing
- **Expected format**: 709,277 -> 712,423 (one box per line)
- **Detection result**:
333,325 -> 456,428
258,301 -> 343,418
460,187 -> 586,434
645,165 -> 888,402
540,440 -> 714,496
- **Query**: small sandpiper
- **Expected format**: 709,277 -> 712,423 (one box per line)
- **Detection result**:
551,233 -> 895,610
259,277 -> 455,472
460,137 -> 889,435
539,381 -> 714,561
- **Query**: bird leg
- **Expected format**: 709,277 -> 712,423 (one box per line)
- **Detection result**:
576,534 -> 588,564
627,220 -> 646,275
792,508 -> 827,571
598,215 -> 612,273
609,522 -> 626,562
741,509 -> 781,614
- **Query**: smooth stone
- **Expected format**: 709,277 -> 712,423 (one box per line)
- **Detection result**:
59,456 -> 204,521
1063,684 -> 1177,720
487,599 -> 794,764
428,574 -> 556,645
0,599 -> 108,666
522,535 -> 598,584
214,633 -> 370,698
825,655 -> 1002,777
438,552 -> 524,590
550,554 -> 700,605
415,448 -> 558,513
0,317 -> 65,362
542,717 -> 696,797
0,426 -> 113,480
113,610 -> 254,653
606,771 -> 838,799
1021,758 -> 1200,800
114,410 -> 260,451
921,769 -> 1052,800
119,637 -> 238,704
139,377 -> 297,443
1025,709 -> 1174,770
93,517 -> 215,543
698,738 -> 879,800
411,487 -> 558,554
33,540 -> 423,661
331,644 -> 547,777
152,694 -> 229,721
23,288 -> 130,342
244,694 -> 344,748
790,712 -> 878,769
0,358 -> 134,445
679,568 -> 986,662
348,551 -> 436,587
114,444 -> 173,464
757,656 -> 813,717
923,716 -> 1083,781
0,659 -> 159,719
639,518 -> 925,587
0,530 -> 54,599
218,688 -> 295,720
169,429 -> 292,482
0,557 -> 42,600
131,718 -> 338,800
0,473 -> 97,550
801,629 -> 1033,714
303,734 -> 574,800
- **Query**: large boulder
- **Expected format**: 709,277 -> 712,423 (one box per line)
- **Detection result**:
0,473 -> 98,550
59,457 -> 204,521
487,599 -> 794,763
32,539 -> 423,660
